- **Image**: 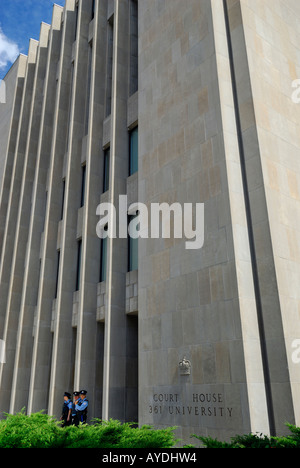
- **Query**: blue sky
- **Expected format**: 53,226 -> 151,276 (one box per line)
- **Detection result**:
0,0 -> 65,80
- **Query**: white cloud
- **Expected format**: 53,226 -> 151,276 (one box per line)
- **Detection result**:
0,27 -> 19,72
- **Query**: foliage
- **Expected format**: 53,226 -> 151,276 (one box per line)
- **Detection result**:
1,411 -> 300,448
0,410 -> 177,449
190,435 -> 233,448
0,410 -> 61,448
191,423 -> 300,448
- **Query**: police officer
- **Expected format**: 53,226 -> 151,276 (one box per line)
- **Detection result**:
72,391 -> 80,426
75,390 -> 89,424
61,392 -> 72,427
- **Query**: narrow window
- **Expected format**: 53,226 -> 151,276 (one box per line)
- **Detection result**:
61,179 -> 65,220
91,0 -> 95,19
55,250 -> 60,299
100,225 -> 108,282
74,2 -> 79,41
81,164 -> 86,207
129,0 -> 138,96
103,147 -> 110,193
65,63 -> 74,153
75,239 -> 82,291
105,16 -> 114,117
129,126 -> 138,175
84,43 -> 93,135
128,214 -> 138,271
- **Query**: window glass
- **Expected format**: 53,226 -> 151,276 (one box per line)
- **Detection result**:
103,148 -> 110,192
129,127 -> 138,175
128,214 -> 138,271
75,240 -> 82,291
100,226 -> 108,282
81,165 -> 86,207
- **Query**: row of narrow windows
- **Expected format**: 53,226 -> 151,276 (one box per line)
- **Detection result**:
41,0 -> 139,299
84,126 -> 139,289
74,0 -> 138,120
28,5 -> 139,410
74,0 -> 96,40
57,125 -> 138,294
53,1 -> 139,296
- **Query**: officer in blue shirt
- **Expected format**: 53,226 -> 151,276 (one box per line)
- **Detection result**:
61,392 -> 72,427
75,390 -> 89,424
72,391 -> 80,426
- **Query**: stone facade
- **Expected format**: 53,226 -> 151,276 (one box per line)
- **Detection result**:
0,0 -> 299,444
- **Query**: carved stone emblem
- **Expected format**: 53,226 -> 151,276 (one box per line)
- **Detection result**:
179,356 -> 191,375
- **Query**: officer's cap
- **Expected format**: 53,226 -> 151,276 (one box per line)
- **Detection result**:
73,391 -> 80,396
80,390 -> 87,395
64,392 -> 71,398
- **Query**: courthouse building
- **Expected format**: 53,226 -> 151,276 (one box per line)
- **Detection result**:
0,0 -> 300,443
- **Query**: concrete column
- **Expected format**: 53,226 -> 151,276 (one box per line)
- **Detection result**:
27,0 -> 77,414
73,0 -> 107,418
47,0 -> 95,417
210,0 -> 270,435
0,39 -> 39,414
10,6 -> 63,414
224,0 -> 295,435
0,55 -> 27,262
0,41 -> 37,338
1,21 -> 51,415
102,0 -> 134,423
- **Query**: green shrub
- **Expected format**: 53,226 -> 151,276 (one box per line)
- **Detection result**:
192,424 -> 300,448
190,435 -> 234,448
2,411 -> 300,449
0,410 -> 61,448
61,420 -> 178,449
0,411 -> 177,449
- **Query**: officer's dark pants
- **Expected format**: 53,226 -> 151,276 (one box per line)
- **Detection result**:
72,415 -> 79,426
62,418 -> 72,428
77,412 -> 87,424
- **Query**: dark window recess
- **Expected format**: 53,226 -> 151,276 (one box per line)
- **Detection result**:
81,165 -> 86,207
128,213 -> 138,272
84,44 -> 93,135
103,148 -> 110,193
129,126 -> 138,176
65,63 -> 74,153
100,225 -> 108,282
61,179 -> 65,220
74,3 -> 79,41
75,239 -> 82,291
129,0 -> 138,96
105,16 -> 114,117
55,250 -> 61,299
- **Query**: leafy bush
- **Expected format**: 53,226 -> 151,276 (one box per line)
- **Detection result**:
0,411 -> 177,449
191,424 -> 300,448
0,411 -> 61,448
53,420 -> 178,449
2,411 -> 300,449
189,435 -> 234,448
